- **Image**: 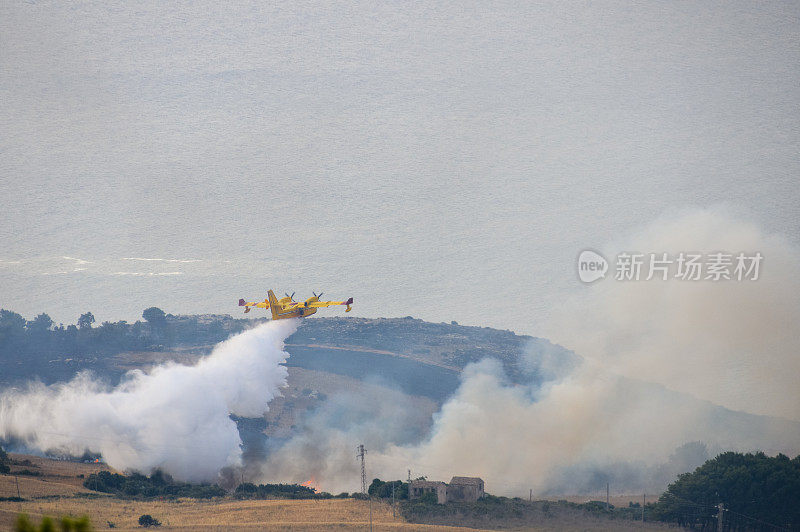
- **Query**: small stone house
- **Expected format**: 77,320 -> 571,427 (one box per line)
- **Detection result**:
408,480 -> 448,504
408,476 -> 485,504
447,477 -> 484,502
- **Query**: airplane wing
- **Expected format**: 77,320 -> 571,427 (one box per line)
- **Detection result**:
283,300 -> 338,309
305,297 -> 354,311
239,298 -> 269,313
306,300 -> 345,308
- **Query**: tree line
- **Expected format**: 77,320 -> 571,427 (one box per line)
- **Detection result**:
0,307 -> 254,364
652,451 -> 800,530
83,470 -> 225,499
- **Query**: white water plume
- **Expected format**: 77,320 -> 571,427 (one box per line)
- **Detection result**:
0,319 -> 298,481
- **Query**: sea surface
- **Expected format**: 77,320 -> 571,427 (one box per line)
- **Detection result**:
1,1 -> 799,333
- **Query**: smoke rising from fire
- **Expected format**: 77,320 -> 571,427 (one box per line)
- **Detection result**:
258,209 -> 800,496
548,207 -> 800,422
2,209 -> 797,495
0,319 -> 298,481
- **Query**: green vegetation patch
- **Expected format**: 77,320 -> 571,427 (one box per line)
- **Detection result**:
83,470 -> 224,499
401,495 -> 652,529
368,478 -> 408,499
653,451 -> 800,529
14,514 -> 91,532
234,482 -> 333,499
0,445 -> 10,473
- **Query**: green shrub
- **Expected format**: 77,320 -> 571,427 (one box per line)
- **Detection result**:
138,514 -> 161,527
14,514 -> 90,532
83,470 -> 223,499
234,482 -> 318,499
367,478 -> 408,499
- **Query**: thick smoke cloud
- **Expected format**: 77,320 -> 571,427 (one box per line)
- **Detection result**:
372,208 -> 800,495
257,378 -> 436,490
369,356 -> 800,496
0,319 -> 298,481
260,209 -> 800,496
547,207 -> 800,421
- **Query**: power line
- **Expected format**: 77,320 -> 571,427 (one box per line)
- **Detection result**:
724,508 -> 788,532
659,491 -> 716,510
659,491 -> 789,532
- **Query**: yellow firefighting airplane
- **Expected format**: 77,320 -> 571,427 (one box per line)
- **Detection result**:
239,290 -> 353,320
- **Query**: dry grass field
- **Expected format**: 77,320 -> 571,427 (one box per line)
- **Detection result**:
0,454 -> 492,531
0,454 -> 672,531
1,497 -> 493,531
1,453 -> 111,498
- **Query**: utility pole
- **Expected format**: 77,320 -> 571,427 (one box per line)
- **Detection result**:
14,474 -> 22,513
642,494 -> 645,522
529,489 -> 532,502
717,503 -> 724,532
407,469 -> 411,482
357,444 -> 367,494
606,483 -> 609,510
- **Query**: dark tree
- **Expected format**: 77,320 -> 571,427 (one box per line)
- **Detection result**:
368,478 -> 408,499
138,514 -> 161,527
233,482 -> 318,499
0,309 -> 27,358
84,470 -> 224,499
0,309 -> 26,331
26,313 -> 53,332
0,444 -> 9,474
77,312 -> 95,330
142,307 -> 166,325
653,451 -> 800,529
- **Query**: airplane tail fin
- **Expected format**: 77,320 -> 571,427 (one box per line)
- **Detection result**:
267,290 -> 279,307
267,290 -> 280,319
345,297 -> 353,312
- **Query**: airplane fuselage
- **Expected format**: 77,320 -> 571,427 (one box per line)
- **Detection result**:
239,290 -> 352,320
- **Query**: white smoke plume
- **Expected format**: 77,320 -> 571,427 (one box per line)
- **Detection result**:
548,207 -> 800,422
369,208 -> 800,495
258,378 -> 436,490
0,319 -> 298,481
259,208 -> 800,496
366,357 -> 800,496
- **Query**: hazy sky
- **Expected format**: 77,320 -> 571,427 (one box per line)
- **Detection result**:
2,1 -> 799,333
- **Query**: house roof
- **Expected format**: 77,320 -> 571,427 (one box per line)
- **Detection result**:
449,476 -> 483,486
410,480 -> 446,488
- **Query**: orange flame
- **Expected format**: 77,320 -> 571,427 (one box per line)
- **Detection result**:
301,477 -> 320,492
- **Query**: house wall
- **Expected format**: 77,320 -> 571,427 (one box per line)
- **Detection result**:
410,478 -> 484,504
446,484 -> 481,502
409,482 -> 447,504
